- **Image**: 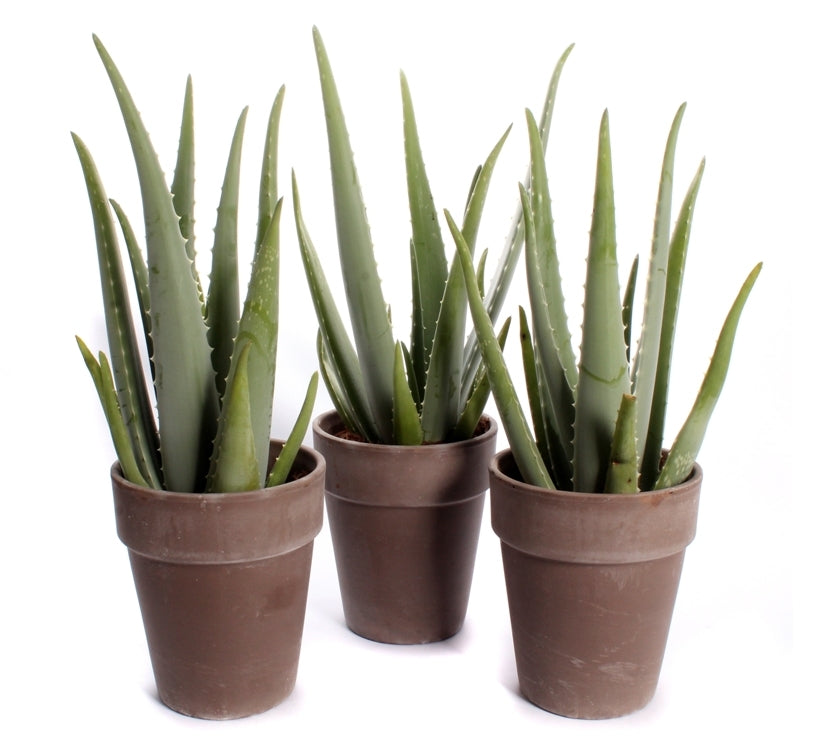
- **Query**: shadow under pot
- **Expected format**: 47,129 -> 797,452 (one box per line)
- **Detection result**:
111,441 -> 325,720
489,448 -> 702,720
313,410 -> 498,645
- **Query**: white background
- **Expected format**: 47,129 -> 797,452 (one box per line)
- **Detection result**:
2,1 -> 809,743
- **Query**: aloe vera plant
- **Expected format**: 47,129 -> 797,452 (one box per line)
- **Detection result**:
75,35 -> 317,494
453,55 -> 761,493
293,29 -> 571,445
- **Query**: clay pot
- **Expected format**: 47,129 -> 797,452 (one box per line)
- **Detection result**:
490,448 -> 702,719
313,410 -> 497,644
111,441 -> 325,719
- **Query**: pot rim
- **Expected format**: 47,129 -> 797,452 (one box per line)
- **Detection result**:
489,448 -> 702,564
312,409 -> 498,455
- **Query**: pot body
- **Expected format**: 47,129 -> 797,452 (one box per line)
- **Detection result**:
490,449 -> 701,719
111,441 -> 325,719
313,411 -> 497,644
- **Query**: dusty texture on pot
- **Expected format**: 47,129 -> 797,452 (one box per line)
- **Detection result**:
111,441 -> 325,720
314,410 -> 497,644
490,449 -> 702,719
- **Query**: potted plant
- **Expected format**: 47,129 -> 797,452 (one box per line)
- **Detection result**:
450,50 -> 762,718
74,35 -> 324,719
291,29 -> 571,643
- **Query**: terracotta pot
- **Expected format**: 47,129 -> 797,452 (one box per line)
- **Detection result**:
313,410 -> 497,644
490,448 -> 702,719
111,441 -> 325,719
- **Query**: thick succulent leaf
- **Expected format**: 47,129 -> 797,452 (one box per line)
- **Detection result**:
212,197 -> 284,487
392,343 -> 424,445
316,332 -> 370,439
402,72 -> 448,396
655,263 -> 761,489
447,211 -> 552,488
267,372 -> 319,487
573,111 -> 631,493
206,344 -> 260,493
462,43 -> 574,394
421,126 -> 510,443
622,254 -> 639,362
313,27 -> 395,442
94,34 -> 218,492
72,133 -> 161,488
76,338 -> 151,488
293,172 -> 378,442
631,104 -> 687,463
207,108 -> 248,399
604,393 -> 639,493
641,160 -> 705,488
451,315 -> 511,442
170,76 -> 199,291
256,86 -> 285,256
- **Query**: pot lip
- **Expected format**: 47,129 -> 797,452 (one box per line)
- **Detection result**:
110,439 -> 326,504
489,447 -> 703,502
312,409 -> 498,453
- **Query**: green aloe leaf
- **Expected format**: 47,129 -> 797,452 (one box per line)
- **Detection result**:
170,76 -> 200,296
631,104 -> 687,464
293,171 -> 379,442
206,343 -> 260,493
256,86 -> 285,256
451,315 -> 511,442
72,132 -> 161,488
641,160 -> 705,489
462,44 -> 574,394
207,108 -> 248,399
93,34 -> 218,493
421,126 -> 510,443
393,343 -> 424,445
622,254 -> 639,362
313,27 -> 395,442
447,210 -> 552,488
267,372 -> 319,487
316,332 -> 369,439
604,393 -> 639,493
76,338 -> 151,488
655,262 -> 762,490
402,72 -> 448,399
573,111 -> 631,493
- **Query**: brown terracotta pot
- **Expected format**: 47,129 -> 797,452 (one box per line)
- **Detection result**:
111,441 -> 325,719
313,410 -> 497,644
490,448 -> 702,719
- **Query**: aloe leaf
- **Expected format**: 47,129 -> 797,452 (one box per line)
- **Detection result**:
447,210 -> 552,488
72,132 -> 161,488
402,72 -> 448,397
293,172 -> 379,442
76,338 -> 150,488
604,393 -> 639,493
631,104 -> 687,463
206,343 -> 260,493
401,339 -> 422,409
267,372 -> 319,487
641,160 -> 705,489
170,76 -> 199,293
655,263 -> 761,490
476,249 -> 488,298
317,332 -> 370,439
519,304 -> 571,488
207,108 -> 248,399
393,343 -> 424,445
421,126 -> 510,442
313,27 -> 395,441
462,44 -> 574,393
94,35 -> 218,492
452,315 -> 511,442
622,254 -> 639,361
216,197 -> 284,487
573,111 -> 631,493
256,86 -> 285,256
109,199 -> 152,357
